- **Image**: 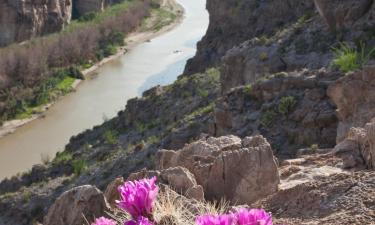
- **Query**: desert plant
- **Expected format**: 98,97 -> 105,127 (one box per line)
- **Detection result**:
72,159 -> 87,175
332,42 -> 375,73
278,96 -> 297,115
54,151 -> 73,164
103,130 -> 118,145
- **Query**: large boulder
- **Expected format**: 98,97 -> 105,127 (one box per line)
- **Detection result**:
156,135 -> 280,204
44,185 -> 110,225
127,167 -> 205,201
328,66 -> 375,142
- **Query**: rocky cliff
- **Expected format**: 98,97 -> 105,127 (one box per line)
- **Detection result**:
0,0 -> 72,46
0,0 -> 126,46
184,0 -> 315,75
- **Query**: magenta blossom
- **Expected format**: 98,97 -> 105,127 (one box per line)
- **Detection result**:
233,208 -> 273,225
196,214 -> 234,225
116,177 -> 159,219
91,217 -> 117,225
125,216 -> 153,225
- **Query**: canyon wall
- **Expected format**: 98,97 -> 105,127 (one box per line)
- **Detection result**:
0,0 -> 125,47
0,0 -> 72,46
183,0 -> 315,75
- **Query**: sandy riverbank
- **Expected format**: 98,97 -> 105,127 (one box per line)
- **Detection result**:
0,0 -> 184,139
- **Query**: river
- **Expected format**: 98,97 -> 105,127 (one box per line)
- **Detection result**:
0,0 -> 208,180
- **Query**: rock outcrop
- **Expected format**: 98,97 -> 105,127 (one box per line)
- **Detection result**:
0,0 -> 72,46
334,118 -> 375,169
156,135 -> 280,204
44,185 -> 110,225
328,66 -> 375,142
213,70 -> 339,157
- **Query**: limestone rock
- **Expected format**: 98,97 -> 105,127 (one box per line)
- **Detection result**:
213,70 -> 339,157
328,66 -> 375,142
0,0 -> 72,46
44,185 -> 110,225
127,167 -> 205,201
334,118 -> 375,169
156,135 -> 280,204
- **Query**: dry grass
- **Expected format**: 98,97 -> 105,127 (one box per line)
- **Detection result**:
108,188 -> 230,225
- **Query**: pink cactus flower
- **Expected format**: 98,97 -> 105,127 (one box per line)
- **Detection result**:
91,217 -> 117,225
117,177 -> 159,219
233,208 -> 273,225
196,214 -> 234,225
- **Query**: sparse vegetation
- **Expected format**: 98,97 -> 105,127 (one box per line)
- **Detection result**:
54,151 -> 73,164
72,159 -> 87,175
243,84 -> 252,95
332,42 -> 375,73
278,96 -> 297,115
311,144 -> 319,151
103,130 -> 118,145
260,110 -> 276,127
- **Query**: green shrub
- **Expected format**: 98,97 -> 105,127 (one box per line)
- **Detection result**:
332,42 -> 375,73
54,151 -> 73,164
311,144 -> 319,151
78,12 -> 97,22
103,45 -> 117,57
260,110 -> 276,127
22,190 -> 32,203
278,96 -> 297,115
103,130 -> 118,145
243,84 -> 252,95
72,159 -> 87,175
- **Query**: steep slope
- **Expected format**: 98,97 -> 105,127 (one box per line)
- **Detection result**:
0,69 -> 220,225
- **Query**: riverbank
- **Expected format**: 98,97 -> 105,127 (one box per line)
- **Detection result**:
0,0 -> 184,140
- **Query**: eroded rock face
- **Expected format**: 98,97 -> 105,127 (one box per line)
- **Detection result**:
44,185 -> 110,225
156,135 -> 280,204
184,0 -> 315,75
314,0 -> 373,31
0,0 -> 72,46
328,66 -> 375,142
213,70 -> 339,157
